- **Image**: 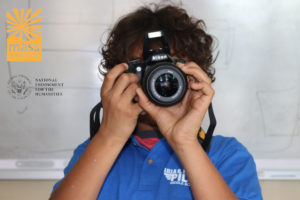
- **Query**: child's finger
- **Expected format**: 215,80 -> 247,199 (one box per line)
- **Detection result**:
180,62 -> 212,85
112,73 -> 139,96
101,63 -> 128,96
135,87 -> 159,119
122,83 -> 139,103
190,81 -> 215,98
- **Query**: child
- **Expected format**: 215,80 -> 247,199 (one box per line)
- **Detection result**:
50,4 -> 262,200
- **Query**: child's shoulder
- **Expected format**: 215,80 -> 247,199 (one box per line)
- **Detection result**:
208,135 -> 262,199
210,135 -> 246,151
76,138 -> 90,151
208,135 -> 253,166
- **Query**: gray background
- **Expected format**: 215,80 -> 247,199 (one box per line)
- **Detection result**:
0,0 -> 299,179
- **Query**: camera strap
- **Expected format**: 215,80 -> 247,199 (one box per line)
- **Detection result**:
89,102 -> 216,152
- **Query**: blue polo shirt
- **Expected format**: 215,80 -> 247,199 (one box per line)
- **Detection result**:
52,133 -> 262,199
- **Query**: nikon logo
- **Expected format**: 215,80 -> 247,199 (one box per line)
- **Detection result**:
152,54 -> 167,61
6,8 -> 42,61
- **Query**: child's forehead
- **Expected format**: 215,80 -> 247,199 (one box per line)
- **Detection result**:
131,46 -> 142,59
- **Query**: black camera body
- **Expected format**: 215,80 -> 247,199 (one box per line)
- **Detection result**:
126,31 -> 187,106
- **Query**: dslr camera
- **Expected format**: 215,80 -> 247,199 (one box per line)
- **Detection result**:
126,30 -> 187,106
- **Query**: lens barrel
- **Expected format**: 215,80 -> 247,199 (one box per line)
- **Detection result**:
143,62 -> 187,106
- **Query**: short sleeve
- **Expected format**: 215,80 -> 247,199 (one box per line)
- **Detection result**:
208,136 -> 263,200
51,138 -> 90,194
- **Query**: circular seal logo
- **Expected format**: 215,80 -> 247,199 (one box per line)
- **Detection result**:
7,74 -> 32,99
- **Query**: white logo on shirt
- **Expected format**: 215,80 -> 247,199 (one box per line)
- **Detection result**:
164,168 -> 190,186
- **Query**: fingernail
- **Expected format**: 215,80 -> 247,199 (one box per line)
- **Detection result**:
181,66 -> 187,71
177,62 -> 184,67
136,87 -> 141,94
123,63 -> 128,69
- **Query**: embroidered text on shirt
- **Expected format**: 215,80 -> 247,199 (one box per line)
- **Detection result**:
164,168 -> 190,186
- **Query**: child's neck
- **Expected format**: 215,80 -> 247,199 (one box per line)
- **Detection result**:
137,122 -> 158,131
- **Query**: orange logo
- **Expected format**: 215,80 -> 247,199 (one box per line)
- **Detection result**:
6,8 -> 42,61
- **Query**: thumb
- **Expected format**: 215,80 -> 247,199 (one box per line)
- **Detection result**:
136,87 -> 159,118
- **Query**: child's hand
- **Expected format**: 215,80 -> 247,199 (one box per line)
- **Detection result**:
99,63 -> 143,143
136,61 -> 214,148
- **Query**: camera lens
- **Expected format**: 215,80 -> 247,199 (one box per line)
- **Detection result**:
143,62 -> 187,106
155,73 -> 179,97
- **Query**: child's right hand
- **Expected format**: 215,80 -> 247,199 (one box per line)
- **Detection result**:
98,63 -> 143,143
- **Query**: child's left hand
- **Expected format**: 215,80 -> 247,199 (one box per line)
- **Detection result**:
136,61 -> 215,148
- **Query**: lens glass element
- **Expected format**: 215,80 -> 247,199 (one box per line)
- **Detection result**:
155,73 -> 179,97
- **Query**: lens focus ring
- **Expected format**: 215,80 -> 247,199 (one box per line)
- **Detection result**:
143,62 -> 187,106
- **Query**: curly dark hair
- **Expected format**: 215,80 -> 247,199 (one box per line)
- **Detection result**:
100,4 -> 216,82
